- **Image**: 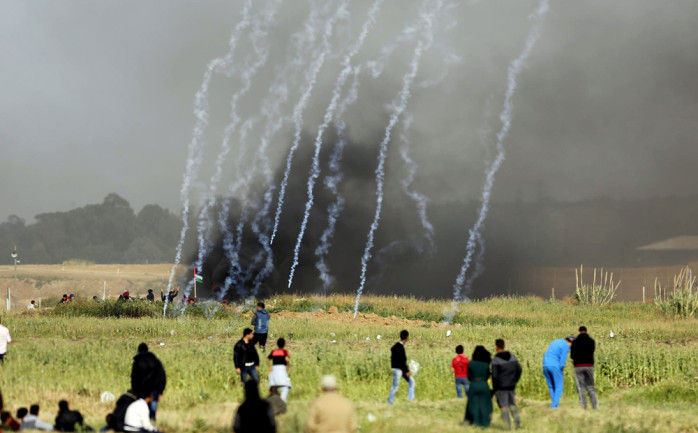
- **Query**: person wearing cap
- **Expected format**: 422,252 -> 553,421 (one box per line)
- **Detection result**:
306,375 -> 356,433
388,330 -> 415,404
234,328 -> 260,384
571,326 -> 598,410
131,343 -> 167,420
542,335 -> 573,408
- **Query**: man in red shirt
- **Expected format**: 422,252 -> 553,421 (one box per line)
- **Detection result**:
451,345 -> 470,398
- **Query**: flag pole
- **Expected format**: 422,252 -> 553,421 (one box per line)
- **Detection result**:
194,268 -> 197,300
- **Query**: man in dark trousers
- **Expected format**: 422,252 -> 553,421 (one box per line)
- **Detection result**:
492,339 -> 522,430
235,328 -> 260,383
251,302 -> 270,352
571,326 -> 598,410
388,330 -> 414,404
131,343 -> 167,421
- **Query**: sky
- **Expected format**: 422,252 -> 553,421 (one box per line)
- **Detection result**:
2,0 -> 698,222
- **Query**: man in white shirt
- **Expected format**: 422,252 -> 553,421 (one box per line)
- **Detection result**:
124,394 -> 162,433
0,317 -> 12,363
19,404 -> 53,431
27,300 -> 36,309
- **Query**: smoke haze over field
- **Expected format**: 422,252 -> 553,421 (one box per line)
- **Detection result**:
2,1 -> 698,299
2,0 -> 697,221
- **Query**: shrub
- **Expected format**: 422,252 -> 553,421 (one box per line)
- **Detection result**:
654,267 -> 698,319
574,265 -> 619,305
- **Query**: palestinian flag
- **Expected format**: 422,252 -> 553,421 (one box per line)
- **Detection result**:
194,268 -> 203,283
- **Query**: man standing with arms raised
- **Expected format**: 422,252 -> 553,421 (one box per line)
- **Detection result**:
571,326 -> 598,410
388,330 -> 415,404
235,328 -> 260,383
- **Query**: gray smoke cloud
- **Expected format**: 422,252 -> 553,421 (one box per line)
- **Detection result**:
2,0 -> 697,222
2,1 -> 698,299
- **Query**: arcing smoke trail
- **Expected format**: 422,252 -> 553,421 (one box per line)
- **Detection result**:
218,118 -> 257,300
460,100 -> 496,295
191,0 -> 281,296
398,113 -> 436,253
166,0 -> 253,297
270,0 -> 350,245
314,67 -> 360,293
244,0 -> 335,297
453,0 -> 551,301
353,0 -> 443,318
288,0 -> 385,289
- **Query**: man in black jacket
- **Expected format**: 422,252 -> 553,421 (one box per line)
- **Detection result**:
54,400 -> 90,432
388,330 -> 414,404
570,326 -> 598,409
131,343 -> 167,420
492,339 -> 522,430
234,328 -> 260,384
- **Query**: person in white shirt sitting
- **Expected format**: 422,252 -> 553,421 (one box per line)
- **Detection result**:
19,404 -> 53,431
124,393 -> 163,433
28,300 -> 36,309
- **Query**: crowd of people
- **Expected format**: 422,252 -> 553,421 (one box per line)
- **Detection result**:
4,298 -> 599,432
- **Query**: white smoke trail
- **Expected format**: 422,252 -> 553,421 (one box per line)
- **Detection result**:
192,0 -> 281,290
453,0 -> 551,301
287,0 -> 385,289
166,0 -> 253,298
243,0 -> 336,298
398,112 -> 436,253
217,118 -> 258,300
270,0 -> 350,245
314,67 -> 360,293
460,99 -> 496,295
353,0 -> 443,318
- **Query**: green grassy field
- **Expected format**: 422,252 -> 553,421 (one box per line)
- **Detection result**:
2,295 -> 697,432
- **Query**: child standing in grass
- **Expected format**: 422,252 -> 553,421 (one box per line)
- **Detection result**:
451,345 -> 470,398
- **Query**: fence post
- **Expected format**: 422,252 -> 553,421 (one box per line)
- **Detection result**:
642,286 -> 645,303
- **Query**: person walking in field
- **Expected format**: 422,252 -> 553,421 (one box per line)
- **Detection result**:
235,328 -> 260,384
251,302 -> 270,352
306,375 -> 356,433
542,335 -> 573,409
464,345 -> 493,428
267,338 -> 291,403
0,317 -> 12,363
571,326 -> 598,410
492,339 -> 522,430
451,345 -> 470,398
233,380 -> 276,433
388,330 -> 415,404
131,343 -> 167,421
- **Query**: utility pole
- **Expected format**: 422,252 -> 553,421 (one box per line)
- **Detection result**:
11,246 -> 19,311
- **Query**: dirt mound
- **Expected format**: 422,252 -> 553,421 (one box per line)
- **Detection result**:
272,308 -> 461,328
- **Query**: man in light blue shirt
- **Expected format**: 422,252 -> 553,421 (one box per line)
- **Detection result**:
542,335 -> 573,408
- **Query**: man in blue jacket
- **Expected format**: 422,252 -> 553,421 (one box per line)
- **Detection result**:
251,302 -> 270,352
542,335 -> 573,408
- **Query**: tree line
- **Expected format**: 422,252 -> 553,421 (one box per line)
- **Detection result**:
0,194 -> 182,265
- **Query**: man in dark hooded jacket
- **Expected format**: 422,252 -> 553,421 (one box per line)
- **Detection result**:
570,326 -> 598,410
492,339 -> 522,430
131,343 -> 166,421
